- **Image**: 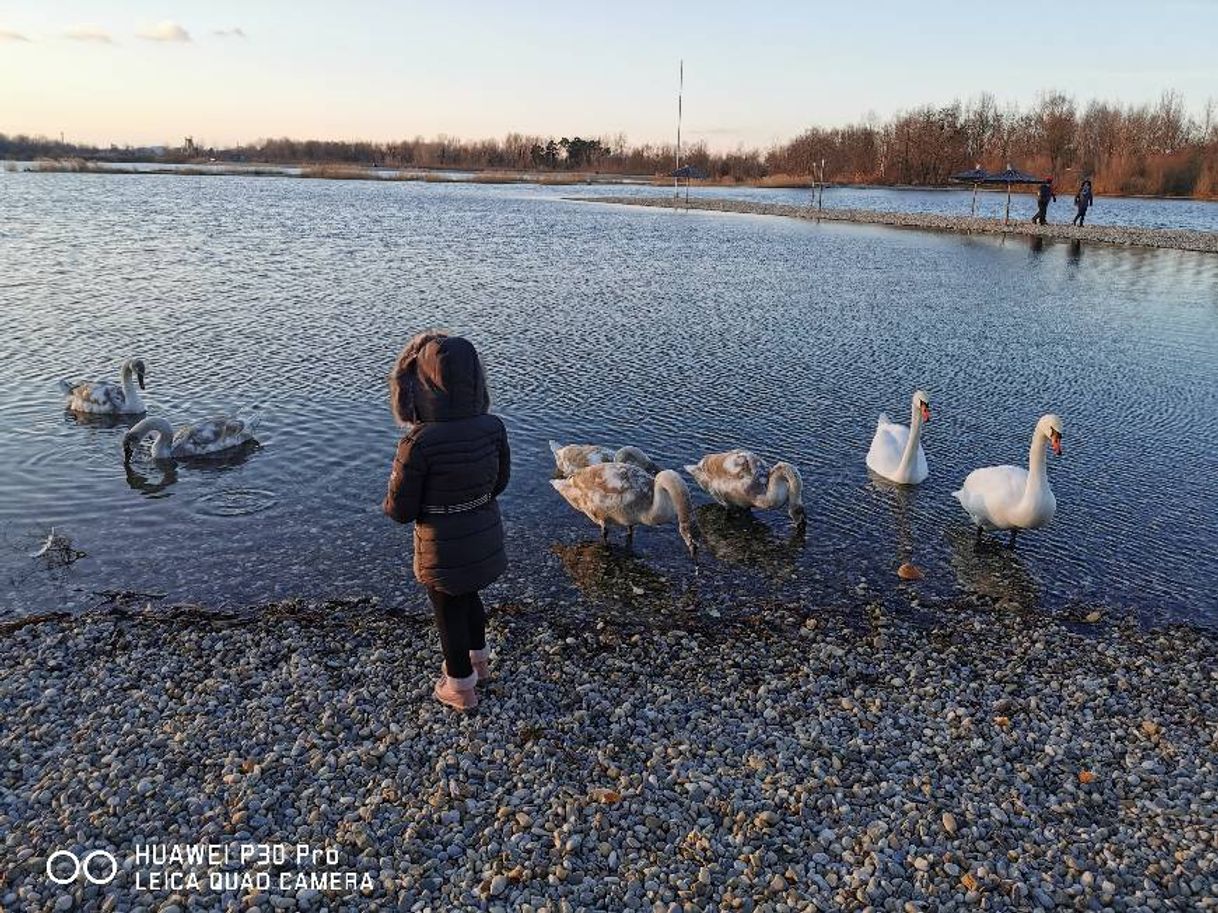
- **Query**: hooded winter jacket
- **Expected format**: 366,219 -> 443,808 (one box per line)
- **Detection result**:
382,336 -> 510,594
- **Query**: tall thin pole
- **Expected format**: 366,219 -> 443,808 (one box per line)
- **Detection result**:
675,59 -> 683,199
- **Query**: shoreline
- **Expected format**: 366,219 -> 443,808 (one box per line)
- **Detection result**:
573,195 -> 1218,254
2,595 -> 1215,911
8,160 -> 1218,205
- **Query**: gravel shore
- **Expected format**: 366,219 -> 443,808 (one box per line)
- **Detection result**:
575,196 -> 1218,254
2,597 -> 1216,912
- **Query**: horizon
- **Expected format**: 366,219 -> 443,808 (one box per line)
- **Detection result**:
3,0 -> 1218,151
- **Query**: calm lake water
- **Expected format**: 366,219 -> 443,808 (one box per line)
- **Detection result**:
2,172 -> 1216,626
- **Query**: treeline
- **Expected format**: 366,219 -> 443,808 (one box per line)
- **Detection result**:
3,89 -> 1216,196
768,91 -> 1218,197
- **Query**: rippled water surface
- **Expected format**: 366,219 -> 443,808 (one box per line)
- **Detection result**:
2,172 -> 1216,625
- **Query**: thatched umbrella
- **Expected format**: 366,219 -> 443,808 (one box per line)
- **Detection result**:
983,164 -> 1041,224
949,166 -> 990,216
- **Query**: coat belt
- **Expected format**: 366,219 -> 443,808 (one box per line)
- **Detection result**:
421,492 -> 493,515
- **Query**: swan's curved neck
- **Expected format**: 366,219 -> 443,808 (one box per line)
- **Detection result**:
897,403 -> 925,477
759,464 -> 798,510
1023,430 -> 1049,500
647,471 -> 692,531
131,417 -> 175,458
120,363 -> 145,410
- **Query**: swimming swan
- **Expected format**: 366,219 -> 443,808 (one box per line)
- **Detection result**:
953,414 -> 1063,548
549,441 -> 660,477
866,389 -> 931,485
123,414 -> 260,462
685,450 -> 806,528
551,463 -> 699,557
60,358 -> 147,414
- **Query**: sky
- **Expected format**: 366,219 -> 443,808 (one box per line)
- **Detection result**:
2,0 -> 1217,151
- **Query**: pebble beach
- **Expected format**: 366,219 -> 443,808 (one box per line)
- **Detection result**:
576,196 -> 1218,254
2,596 -> 1216,912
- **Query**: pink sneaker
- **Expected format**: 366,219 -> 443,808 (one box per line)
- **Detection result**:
434,665 -> 478,711
470,648 -> 491,685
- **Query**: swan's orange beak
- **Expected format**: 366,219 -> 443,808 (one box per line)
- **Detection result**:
1051,432 -> 1062,455
920,402 -> 931,422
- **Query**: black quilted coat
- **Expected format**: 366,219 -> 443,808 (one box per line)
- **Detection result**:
382,336 -> 509,594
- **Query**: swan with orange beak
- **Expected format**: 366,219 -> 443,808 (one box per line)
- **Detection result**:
866,389 -> 932,485
953,414 -> 1063,549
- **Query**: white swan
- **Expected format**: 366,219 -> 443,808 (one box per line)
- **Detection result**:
123,414 -> 260,462
549,441 -> 660,477
551,463 -> 699,557
685,450 -> 806,527
60,359 -> 147,414
953,414 -> 1063,548
866,389 -> 931,485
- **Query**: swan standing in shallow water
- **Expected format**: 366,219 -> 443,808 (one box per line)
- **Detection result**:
549,441 -> 660,477
685,450 -> 806,528
123,414 -> 260,462
953,414 -> 1063,548
551,463 -> 699,558
60,359 -> 147,414
866,389 -> 931,485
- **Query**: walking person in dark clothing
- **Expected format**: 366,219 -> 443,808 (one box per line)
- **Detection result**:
1032,177 -> 1056,224
1072,179 -> 1094,226
383,332 -> 511,711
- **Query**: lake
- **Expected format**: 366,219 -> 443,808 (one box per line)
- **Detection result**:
2,171 -> 1216,626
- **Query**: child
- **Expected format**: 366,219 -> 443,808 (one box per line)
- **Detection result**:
383,332 -> 511,711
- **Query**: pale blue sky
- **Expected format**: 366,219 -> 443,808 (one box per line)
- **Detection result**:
2,0 -> 1216,149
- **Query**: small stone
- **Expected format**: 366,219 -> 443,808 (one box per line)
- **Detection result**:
897,563 -> 923,581
490,874 -> 508,896
941,812 -> 958,835
756,810 -> 780,827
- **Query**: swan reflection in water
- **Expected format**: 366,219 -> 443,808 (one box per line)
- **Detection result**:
694,504 -> 805,580
124,460 -> 180,496
123,440 -> 262,497
865,472 -> 918,569
945,525 -> 1040,609
63,410 -> 142,432
552,540 -> 678,608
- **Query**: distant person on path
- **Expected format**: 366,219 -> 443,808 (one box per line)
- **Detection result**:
383,332 -> 511,712
1032,178 -> 1056,224
1072,179 -> 1094,226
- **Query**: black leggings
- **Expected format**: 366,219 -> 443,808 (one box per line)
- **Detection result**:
427,588 -> 486,679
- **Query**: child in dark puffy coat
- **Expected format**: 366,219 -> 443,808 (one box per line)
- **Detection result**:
383,332 -> 510,711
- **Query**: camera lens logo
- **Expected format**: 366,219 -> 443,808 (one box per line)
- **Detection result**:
46,850 -> 118,886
